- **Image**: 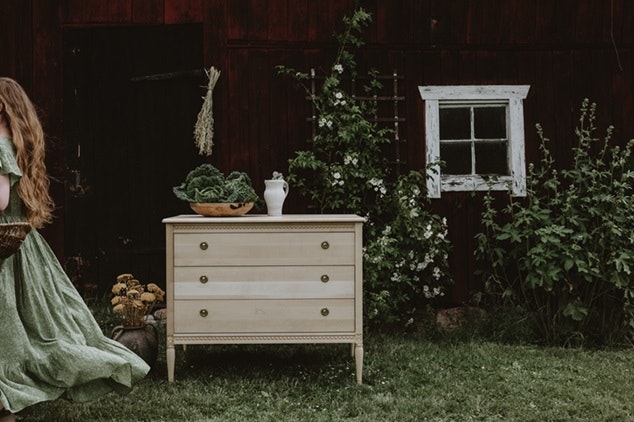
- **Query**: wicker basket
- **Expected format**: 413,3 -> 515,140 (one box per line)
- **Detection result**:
0,222 -> 32,259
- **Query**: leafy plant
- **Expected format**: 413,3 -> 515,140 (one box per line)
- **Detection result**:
173,163 -> 259,203
276,8 -> 388,216
363,171 -> 451,327
476,99 -> 634,346
277,6 -> 452,328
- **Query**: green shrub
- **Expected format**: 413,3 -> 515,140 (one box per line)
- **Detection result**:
475,99 -> 634,346
363,171 -> 451,328
277,7 -> 452,329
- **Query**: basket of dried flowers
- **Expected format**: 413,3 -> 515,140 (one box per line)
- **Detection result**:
111,273 -> 165,327
0,222 -> 31,259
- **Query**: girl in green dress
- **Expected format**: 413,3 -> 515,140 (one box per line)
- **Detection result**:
0,77 -> 150,421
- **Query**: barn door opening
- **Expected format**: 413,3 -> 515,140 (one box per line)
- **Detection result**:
63,24 -> 205,297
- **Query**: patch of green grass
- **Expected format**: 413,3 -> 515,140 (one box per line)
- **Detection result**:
16,307 -> 634,421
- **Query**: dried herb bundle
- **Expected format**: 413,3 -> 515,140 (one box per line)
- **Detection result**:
194,66 -> 221,156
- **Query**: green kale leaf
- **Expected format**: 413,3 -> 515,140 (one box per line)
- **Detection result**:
173,164 -> 259,203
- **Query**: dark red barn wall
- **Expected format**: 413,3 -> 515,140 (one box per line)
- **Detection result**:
1,0 -> 633,302
203,0 -> 634,303
0,0 -> 204,260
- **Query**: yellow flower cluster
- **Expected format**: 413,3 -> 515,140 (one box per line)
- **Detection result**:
111,273 -> 165,327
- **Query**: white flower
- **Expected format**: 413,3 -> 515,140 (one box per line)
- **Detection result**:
424,224 -> 433,239
319,117 -> 333,128
344,155 -> 359,166
331,172 -> 344,186
333,64 -> 344,74
333,92 -> 347,107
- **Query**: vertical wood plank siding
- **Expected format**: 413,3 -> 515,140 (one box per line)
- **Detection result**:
32,0 -> 64,254
0,0 -> 33,84
3,0 -> 634,303
201,0 -> 634,303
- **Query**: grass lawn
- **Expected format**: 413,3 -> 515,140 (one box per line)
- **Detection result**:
17,316 -> 634,422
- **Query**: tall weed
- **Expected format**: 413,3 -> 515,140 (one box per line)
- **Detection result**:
476,100 -> 634,346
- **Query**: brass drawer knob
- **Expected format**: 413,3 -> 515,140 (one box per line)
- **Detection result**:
321,308 -> 330,317
321,241 -> 330,250
321,274 -> 330,283
199,275 -> 209,284
199,309 -> 208,317
199,241 -> 208,250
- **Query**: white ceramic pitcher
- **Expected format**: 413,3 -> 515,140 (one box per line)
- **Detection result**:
264,179 -> 289,216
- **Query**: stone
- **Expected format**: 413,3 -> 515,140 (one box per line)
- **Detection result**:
435,306 -> 486,331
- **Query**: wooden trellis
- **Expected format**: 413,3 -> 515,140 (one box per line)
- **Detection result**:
306,69 -> 407,178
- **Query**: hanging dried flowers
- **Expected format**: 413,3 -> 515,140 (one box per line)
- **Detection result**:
194,66 -> 221,156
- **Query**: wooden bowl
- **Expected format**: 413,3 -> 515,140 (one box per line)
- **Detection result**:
189,202 -> 254,217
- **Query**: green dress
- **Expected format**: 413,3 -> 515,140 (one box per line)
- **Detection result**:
0,136 -> 150,413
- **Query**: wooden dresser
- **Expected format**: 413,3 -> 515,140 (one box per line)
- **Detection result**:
162,214 -> 364,383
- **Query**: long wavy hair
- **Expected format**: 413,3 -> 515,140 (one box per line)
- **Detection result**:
0,77 -> 54,228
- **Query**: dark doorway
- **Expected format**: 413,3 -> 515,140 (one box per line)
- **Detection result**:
63,24 -> 205,296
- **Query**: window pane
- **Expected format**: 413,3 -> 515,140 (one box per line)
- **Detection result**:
475,141 -> 508,175
440,107 -> 470,140
441,142 -> 471,174
474,106 -> 506,139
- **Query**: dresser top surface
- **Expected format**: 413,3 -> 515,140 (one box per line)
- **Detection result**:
163,214 -> 365,224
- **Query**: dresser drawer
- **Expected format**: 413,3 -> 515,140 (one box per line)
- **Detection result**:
173,266 -> 355,299
173,232 -> 355,266
174,299 -> 355,333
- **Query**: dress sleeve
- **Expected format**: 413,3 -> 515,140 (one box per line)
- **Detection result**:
0,136 -> 22,186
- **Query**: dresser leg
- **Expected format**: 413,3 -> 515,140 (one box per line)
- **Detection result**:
167,337 -> 175,382
354,343 -> 363,384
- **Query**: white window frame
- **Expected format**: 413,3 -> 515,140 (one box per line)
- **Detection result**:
418,85 -> 530,198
